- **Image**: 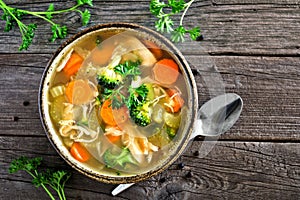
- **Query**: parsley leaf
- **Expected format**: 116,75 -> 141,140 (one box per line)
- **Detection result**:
102,87 -> 127,109
9,156 -> 42,173
2,9 -> 22,32
150,0 -> 166,16
19,23 -> 37,51
168,0 -> 186,13
188,26 -> 201,40
78,0 -> 93,7
171,25 -> 186,42
114,60 -> 141,78
127,84 -> 149,109
46,4 -> 54,20
0,1 -> 93,51
155,15 -> 174,33
81,9 -> 91,26
149,0 -> 202,43
9,156 -> 71,200
99,61 -> 143,109
50,24 -> 68,42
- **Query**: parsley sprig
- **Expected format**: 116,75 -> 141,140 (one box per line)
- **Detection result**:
102,86 -> 127,109
103,84 -> 149,110
9,156 -> 71,200
0,0 -> 93,51
150,0 -> 201,42
98,60 -> 143,109
127,84 -> 149,109
114,60 -> 141,78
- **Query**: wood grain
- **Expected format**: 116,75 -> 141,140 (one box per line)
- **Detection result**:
0,0 -> 299,55
1,137 -> 300,199
0,0 -> 299,199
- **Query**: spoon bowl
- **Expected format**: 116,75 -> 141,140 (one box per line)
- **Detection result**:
194,93 -> 243,138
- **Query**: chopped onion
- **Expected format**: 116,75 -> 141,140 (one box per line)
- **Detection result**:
152,104 -> 164,124
130,76 -> 142,88
109,55 -> 121,67
50,85 -> 65,98
104,127 -> 124,136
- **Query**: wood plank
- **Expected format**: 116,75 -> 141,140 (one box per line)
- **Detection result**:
212,0 -> 300,5
191,55 -> 300,140
1,137 -> 300,199
0,0 -> 299,199
1,178 -> 125,200
0,54 -> 298,140
0,1 -> 299,55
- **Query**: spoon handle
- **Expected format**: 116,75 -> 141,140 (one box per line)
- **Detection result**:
112,183 -> 135,196
188,119 -> 203,141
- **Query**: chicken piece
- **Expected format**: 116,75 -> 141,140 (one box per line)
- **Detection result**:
112,36 -> 157,67
59,120 -> 76,137
122,133 -> 158,163
59,103 -> 76,137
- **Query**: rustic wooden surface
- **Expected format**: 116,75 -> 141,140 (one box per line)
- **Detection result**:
0,0 -> 299,199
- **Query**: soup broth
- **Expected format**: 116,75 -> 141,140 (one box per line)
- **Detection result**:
48,29 -> 189,176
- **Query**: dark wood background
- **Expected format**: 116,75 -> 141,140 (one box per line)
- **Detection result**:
1,0 -> 299,199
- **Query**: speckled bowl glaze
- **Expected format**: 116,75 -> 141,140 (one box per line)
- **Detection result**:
39,23 -> 198,184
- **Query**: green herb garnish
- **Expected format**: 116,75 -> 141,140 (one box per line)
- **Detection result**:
9,156 -> 71,200
97,60 -> 143,109
127,84 -> 149,109
102,87 -> 127,109
0,0 -> 93,50
103,148 -> 138,169
114,60 -> 141,78
149,0 -> 201,42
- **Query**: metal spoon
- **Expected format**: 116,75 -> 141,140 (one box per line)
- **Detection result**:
112,93 -> 243,196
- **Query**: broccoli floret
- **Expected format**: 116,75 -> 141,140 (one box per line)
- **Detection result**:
127,84 -> 154,127
97,60 -> 141,89
127,84 -> 149,109
130,102 -> 152,127
103,148 -> 137,168
166,125 -> 177,139
97,67 -> 123,89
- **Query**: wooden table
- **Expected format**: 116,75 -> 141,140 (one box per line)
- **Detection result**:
1,0 -> 299,199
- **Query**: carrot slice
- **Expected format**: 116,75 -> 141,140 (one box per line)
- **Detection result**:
99,100 -> 129,126
143,40 -> 163,59
65,79 -> 94,105
70,142 -> 91,162
65,80 -> 75,103
100,100 -> 117,126
152,59 -> 179,85
90,43 -> 115,66
106,134 -> 121,143
63,52 -> 83,77
165,88 -> 184,113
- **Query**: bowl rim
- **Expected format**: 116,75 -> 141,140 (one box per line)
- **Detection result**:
38,22 -> 198,184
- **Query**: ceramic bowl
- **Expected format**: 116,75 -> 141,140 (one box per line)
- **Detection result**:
39,23 -> 198,184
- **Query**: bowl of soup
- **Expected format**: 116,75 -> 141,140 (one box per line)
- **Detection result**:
39,23 -> 198,184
